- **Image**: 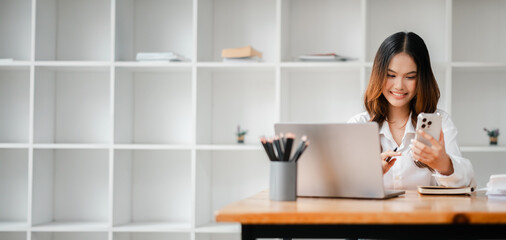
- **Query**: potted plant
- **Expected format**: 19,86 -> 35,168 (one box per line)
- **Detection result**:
484,128 -> 500,145
236,125 -> 248,144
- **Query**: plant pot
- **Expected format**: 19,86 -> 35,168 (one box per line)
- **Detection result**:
490,136 -> 498,145
237,135 -> 245,143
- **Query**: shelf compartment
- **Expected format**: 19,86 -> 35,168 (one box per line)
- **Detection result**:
0,232 -> 26,240
35,0 -> 111,61
280,68 -> 362,123
366,0 -> 447,62
196,68 -> 276,145
113,150 -> 191,229
281,0 -> 362,62
32,232 -> 108,240
115,68 -> 192,144
114,232 -> 191,240
0,0 -> 31,61
195,232 -> 241,240
453,0 -> 506,63
452,69 -> 506,146
34,67 -> 110,144
197,0 -> 276,62
0,69 -> 29,143
465,152 -> 506,189
0,149 -> 28,227
115,0 -> 193,62
195,150 -> 269,228
32,149 -> 109,228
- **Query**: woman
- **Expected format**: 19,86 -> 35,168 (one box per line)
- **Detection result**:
349,32 -> 474,190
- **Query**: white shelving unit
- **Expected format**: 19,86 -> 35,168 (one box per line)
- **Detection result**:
0,0 -> 505,239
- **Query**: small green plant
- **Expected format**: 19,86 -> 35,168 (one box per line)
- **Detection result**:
236,125 -> 248,143
484,128 -> 500,137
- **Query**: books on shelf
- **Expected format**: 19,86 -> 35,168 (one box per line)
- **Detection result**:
298,53 -> 355,62
221,45 -> 262,62
417,186 -> 473,195
136,52 -> 185,62
486,174 -> 506,200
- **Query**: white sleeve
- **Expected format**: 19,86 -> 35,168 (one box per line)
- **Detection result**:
432,112 -> 476,188
347,112 -> 369,123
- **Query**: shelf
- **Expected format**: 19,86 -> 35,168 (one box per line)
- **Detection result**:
33,144 -> 110,150
366,0 -> 447,62
196,144 -> 263,151
113,150 -> 191,227
0,68 -> 29,143
0,149 -> 28,224
461,146 -> 506,153
451,62 -> 506,70
32,232 -> 108,240
31,222 -> 109,232
280,68 -> 362,123
32,150 -> 109,226
35,0 -> 111,61
452,69 -> 506,146
0,62 -> 31,68
0,222 -> 28,231
114,62 -> 193,69
114,232 -> 191,240
197,0 -> 276,62
280,61 -> 362,70
34,61 -> 111,70
195,151 -> 269,227
115,0 -> 193,62
115,68 -> 192,144
196,69 -> 276,145
0,0 -> 31,61
0,232 -> 26,240
34,67 -> 110,144
453,0 -> 506,62
281,0 -> 362,62
113,144 -> 193,150
196,62 -> 276,70
113,222 -> 191,232
195,223 -> 240,233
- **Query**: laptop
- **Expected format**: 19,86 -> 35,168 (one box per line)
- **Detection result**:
274,122 -> 405,199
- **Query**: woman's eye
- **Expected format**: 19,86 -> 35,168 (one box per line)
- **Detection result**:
406,76 -> 416,79
387,74 -> 395,78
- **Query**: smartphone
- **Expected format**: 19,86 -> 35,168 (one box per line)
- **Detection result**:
415,113 -> 442,146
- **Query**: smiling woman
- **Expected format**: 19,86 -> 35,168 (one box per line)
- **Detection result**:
348,32 -> 475,190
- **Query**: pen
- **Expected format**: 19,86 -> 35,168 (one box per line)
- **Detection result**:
385,147 -> 398,163
282,133 -> 295,162
290,135 -> 307,162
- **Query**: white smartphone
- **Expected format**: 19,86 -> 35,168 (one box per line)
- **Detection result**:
415,113 -> 442,146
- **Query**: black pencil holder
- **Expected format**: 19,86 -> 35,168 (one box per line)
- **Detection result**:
269,161 -> 297,201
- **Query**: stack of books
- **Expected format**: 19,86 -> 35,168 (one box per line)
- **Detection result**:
221,45 -> 262,62
487,174 -> 506,200
298,53 -> 354,62
136,52 -> 185,62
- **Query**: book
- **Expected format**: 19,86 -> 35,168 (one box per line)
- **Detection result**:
222,56 -> 261,63
298,53 -> 353,62
417,186 -> 473,195
136,52 -> 185,62
221,45 -> 262,59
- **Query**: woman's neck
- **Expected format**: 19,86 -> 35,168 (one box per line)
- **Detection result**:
387,105 -> 410,123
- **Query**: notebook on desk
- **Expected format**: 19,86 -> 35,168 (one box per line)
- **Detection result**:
274,123 -> 405,199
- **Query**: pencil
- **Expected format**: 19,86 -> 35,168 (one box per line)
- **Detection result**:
273,136 -> 284,161
290,135 -> 307,162
267,138 -> 277,161
385,147 -> 398,163
282,133 -> 295,162
295,141 -> 310,162
260,137 -> 272,161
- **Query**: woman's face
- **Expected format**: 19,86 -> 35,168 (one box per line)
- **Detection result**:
382,52 -> 417,109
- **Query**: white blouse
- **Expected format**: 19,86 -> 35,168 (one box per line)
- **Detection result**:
348,109 -> 475,190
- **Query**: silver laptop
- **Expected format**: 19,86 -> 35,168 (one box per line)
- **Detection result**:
274,123 -> 405,199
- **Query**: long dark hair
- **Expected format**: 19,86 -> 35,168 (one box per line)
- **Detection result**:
364,31 -> 440,126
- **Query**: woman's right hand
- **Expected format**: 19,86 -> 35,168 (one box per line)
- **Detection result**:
380,150 -> 401,174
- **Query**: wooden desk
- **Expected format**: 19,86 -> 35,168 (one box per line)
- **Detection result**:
216,191 -> 506,239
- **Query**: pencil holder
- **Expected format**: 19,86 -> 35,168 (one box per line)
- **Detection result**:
269,161 -> 297,201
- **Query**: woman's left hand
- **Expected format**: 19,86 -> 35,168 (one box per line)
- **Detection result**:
410,130 -> 454,175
